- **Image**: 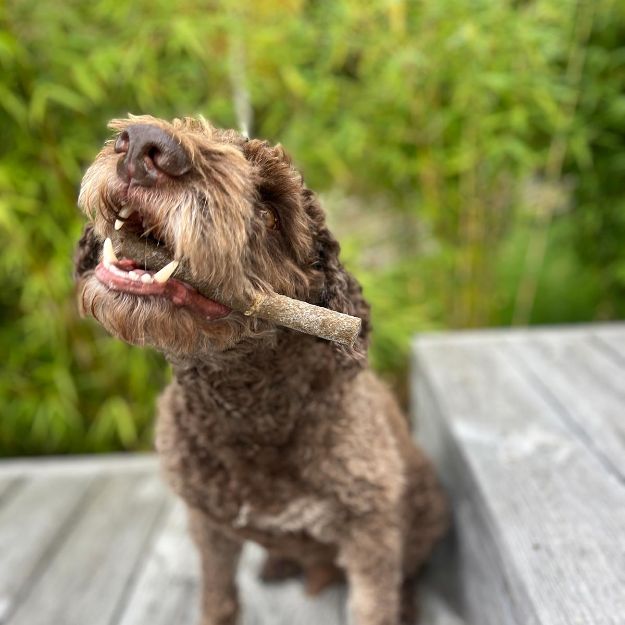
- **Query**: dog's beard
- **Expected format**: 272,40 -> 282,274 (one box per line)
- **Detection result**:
73,115 -> 341,359
76,156 -> 273,358
77,273 -> 262,356
78,155 -> 259,305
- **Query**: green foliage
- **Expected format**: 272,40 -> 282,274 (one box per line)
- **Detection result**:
569,5 -> 625,318
1,0 -> 623,455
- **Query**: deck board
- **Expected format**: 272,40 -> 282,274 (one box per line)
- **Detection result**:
116,501 -> 198,625
8,473 -> 167,625
238,543 -> 346,625
414,324 -> 625,625
0,478 -> 22,505
0,474 -> 97,624
591,325 -> 625,362
503,330 -> 625,479
0,455 -> 459,625
118,498 -> 348,625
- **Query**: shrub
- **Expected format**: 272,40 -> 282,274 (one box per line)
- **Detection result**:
0,0 -> 622,454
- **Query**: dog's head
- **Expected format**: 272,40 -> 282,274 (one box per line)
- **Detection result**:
75,115 -> 369,359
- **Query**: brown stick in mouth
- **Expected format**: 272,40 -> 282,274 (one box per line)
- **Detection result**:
112,233 -> 362,347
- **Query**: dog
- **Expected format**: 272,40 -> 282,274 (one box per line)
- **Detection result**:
74,115 -> 448,625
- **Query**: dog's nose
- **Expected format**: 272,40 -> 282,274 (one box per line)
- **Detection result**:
114,124 -> 191,186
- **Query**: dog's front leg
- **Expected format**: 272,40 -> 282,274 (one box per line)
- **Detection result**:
188,508 -> 242,625
339,522 -> 403,625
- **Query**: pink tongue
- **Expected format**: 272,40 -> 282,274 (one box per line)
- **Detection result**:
95,260 -> 231,320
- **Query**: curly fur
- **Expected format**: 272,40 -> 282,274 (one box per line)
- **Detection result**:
74,115 -> 447,625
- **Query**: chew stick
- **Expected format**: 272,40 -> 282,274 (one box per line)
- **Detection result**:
113,234 -> 362,347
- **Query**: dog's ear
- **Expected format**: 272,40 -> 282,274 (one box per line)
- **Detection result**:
74,224 -> 102,278
305,190 -> 371,358
243,139 -> 371,357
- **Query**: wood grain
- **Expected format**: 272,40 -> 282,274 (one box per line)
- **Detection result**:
0,453 -> 158,478
591,324 -> 625,364
413,325 -> 625,625
117,501 -> 199,625
503,329 -> 625,479
0,475 -> 97,623
8,473 -> 167,625
0,452 -> 467,625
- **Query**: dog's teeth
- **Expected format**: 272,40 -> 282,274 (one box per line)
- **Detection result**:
128,271 -> 140,281
153,260 -> 179,283
114,206 -> 135,230
103,237 -> 118,267
140,274 -> 153,284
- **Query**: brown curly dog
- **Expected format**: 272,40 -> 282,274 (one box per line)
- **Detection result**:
74,115 -> 447,625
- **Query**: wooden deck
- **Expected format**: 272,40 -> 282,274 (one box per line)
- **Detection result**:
0,460 -> 460,625
414,323 -> 625,625
1,323 -> 623,624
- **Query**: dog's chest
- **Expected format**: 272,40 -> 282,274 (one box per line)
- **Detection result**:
186,452 -> 336,544
158,356 -> 347,544
232,495 -> 335,543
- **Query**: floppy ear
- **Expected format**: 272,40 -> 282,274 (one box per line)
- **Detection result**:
305,189 -> 371,358
74,224 -> 102,278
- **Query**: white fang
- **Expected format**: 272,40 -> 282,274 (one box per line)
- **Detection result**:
115,206 -> 135,230
103,238 -> 118,267
153,260 -> 179,283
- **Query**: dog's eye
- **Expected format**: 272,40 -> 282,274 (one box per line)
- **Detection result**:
259,207 -> 279,230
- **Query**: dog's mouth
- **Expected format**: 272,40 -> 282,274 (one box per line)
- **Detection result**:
111,202 -> 167,248
95,232 -> 232,321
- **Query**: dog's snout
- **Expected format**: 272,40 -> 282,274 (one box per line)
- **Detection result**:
115,124 -> 191,186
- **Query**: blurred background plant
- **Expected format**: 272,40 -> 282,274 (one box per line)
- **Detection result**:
1,0 -> 624,455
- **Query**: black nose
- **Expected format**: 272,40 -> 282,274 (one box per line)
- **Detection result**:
114,124 -> 191,186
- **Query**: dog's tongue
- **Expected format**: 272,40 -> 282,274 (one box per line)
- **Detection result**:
95,259 -> 231,320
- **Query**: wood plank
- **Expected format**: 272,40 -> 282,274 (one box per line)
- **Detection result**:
0,474 -> 97,623
0,477 -> 23,508
116,500 -> 198,625
117,499 -> 345,625
453,504 -> 522,625
0,456 -> 466,625
503,330 -> 625,480
414,374 -> 522,625
413,334 -> 625,625
238,543 -> 345,625
411,323 -> 625,351
0,453 -> 158,478
420,589 -> 468,625
591,325 -> 625,364
8,472 -> 167,625
117,499 -> 465,625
